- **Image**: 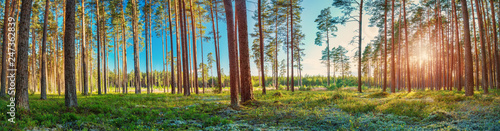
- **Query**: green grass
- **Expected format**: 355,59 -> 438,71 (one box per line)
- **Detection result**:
1,87 -> 499,130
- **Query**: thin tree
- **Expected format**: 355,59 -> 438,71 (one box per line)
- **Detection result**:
64,0 -> 78,107
189,0 -> 199,94
258,0 -> 266,94
82,0 -> 89,95
96,0 -> 102,95
121,0 -> 127,94
314,7 -> 335,87
145,0 -> 150,94
180,0 -> 190,96
403,0 -> 410,92
290,0 -> 294,92
40,0 -> 50,100
489,0 -> 499,89
132,0 -> 141,94
473,0 -> 488,94
331,0 -> 363,93
168,0 -> 176,94
383,0 -> 387,92
0,0 -> 11,97
390,0 -> 395,93
210,0 -> 222,93
223,0 -> 239,108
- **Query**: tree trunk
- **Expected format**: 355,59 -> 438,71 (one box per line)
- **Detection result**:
168,0 -> 175,94
391,0 -> 396,93
40,0 -> 50,100
474,0 -> 488,94
15,0 -> 34,110
63,0 -> 77,107
145,0 -> 150,94
236,0 -> 253,103
210,0 -> 222,93
189,0 -> 198,94
258,0 -> 266,94
81,0 -> 88,95
0,0 -> 11,97
462,0 -> 474,96
198,5 -> 205,93
452,0 -> 461,91
176,0 -> 182,94
403,0 -> 410,92
489,0 -> 499,89
180,0 -> 190,96
383,0 -> 387,92
223,0 -> 239,108
121,0 -> 127,94
96,0 -> 101,95
132,0 -> 141,94
357,0 -> 363,93
290,0 -> 294,92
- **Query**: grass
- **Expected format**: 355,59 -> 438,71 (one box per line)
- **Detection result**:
1,87 -> 500,130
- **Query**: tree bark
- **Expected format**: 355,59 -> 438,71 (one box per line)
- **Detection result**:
0,0 -> 11,97
145,0 -> 150,94
357,0 -> 363,93
63,0 -> 77,107
223,0 -> 239,108
132,0 -> 141,94
81,0 -> 88,95
168,0 -> 176,94
15,0 -> 34,110
474,0 -> 489,94
390,0 -> 395,93
40,0 -> 50,100
236,0 -> 254,103
121,0 -> 127,94
403,0 -> 410,92
489,0 -> 499,89
258,0 -> 265,94
461,0 -> 474,96
189,0 -> 199,94
290,0 -> 294,92
383,0 -> 387,92
96,0 -> 101,95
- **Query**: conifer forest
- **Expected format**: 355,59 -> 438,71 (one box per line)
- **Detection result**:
1,0 -> 500,130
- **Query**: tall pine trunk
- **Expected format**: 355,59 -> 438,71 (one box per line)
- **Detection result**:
390,0 -> 395,93
96,0 -> 101,95
474,0 -> 489,94
223,0 -> 239,108
16,0 -> 34,110
189,0 -> 198,94
168,0 -> 176,94
40,0 -> 50,100
121,0 -> 127,94
236,0 -> 253,103
132,0 -> 141,94
63,0 -> 77,107
357,0 -> 363,93
0,0 -> 11,97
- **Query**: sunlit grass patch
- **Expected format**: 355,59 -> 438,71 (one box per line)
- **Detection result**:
376,99 -> 430,118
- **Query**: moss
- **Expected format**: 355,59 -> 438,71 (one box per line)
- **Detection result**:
273,92 -> 283,97
366,92 -> 390,98
422,110 -> 454,122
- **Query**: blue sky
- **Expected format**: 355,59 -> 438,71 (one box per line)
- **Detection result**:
106,0 -> 377,77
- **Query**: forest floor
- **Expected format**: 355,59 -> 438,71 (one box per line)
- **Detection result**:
1,87 -> 500,130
